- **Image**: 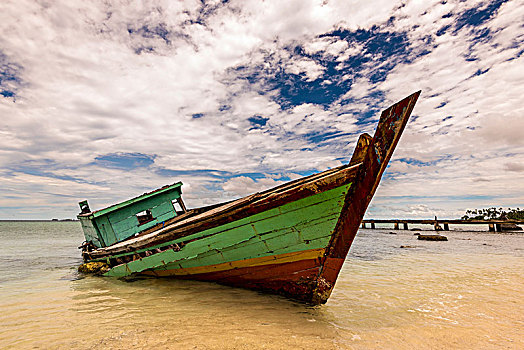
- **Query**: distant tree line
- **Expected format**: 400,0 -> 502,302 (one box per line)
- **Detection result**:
461,207 -> 524,221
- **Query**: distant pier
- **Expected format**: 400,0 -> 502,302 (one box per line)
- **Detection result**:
360,219 -> 524,232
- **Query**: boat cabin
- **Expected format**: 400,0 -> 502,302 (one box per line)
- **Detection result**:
77,182 -> 187,248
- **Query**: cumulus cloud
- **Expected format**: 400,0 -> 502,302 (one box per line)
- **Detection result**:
0,0 -> 522,219
222,176 -> 287,197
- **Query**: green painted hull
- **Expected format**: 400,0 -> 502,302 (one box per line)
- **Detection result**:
105,183 -> 351,277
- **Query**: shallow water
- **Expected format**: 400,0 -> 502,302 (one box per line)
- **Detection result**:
0,221 -> 522,349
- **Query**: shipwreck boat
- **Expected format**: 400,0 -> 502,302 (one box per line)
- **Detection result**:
77,91 -> 420,304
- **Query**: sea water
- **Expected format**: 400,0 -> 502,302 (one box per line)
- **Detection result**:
0,221 -> 522,349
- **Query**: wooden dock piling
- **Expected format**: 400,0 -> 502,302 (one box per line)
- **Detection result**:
360,219 -> 523,232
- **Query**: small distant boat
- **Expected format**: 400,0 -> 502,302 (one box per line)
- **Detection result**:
77,91 -> 420,304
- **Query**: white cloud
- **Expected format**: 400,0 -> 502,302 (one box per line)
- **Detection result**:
222,176 -> 287,197
0,0 -> 522,219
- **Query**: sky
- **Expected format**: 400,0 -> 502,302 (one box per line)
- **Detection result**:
0,0 -> 523,220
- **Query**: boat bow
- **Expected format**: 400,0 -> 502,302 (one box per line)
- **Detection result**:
312,91 -> 421,303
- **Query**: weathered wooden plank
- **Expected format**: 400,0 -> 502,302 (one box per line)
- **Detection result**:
169,258 -> 323,303
150,201 -> 175,219
169,184 -> 344,249
145,248 -> 325,276
95,215 -> 118,246
349,133 -> 372,166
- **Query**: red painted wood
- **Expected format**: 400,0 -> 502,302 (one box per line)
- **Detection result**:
155,258 -> 322,302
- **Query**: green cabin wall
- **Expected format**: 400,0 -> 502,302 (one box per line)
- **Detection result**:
79,216 -> 103,247
81,186 -> 183,247
96,215 -> 118,246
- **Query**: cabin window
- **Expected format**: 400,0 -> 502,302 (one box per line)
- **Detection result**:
171,197 -> 187,214
172,200 -> 183,214
136,209 -> 154,225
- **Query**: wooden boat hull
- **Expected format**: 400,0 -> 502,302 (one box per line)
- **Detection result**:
107,183 -> 351,303
80,91 -> 420,304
